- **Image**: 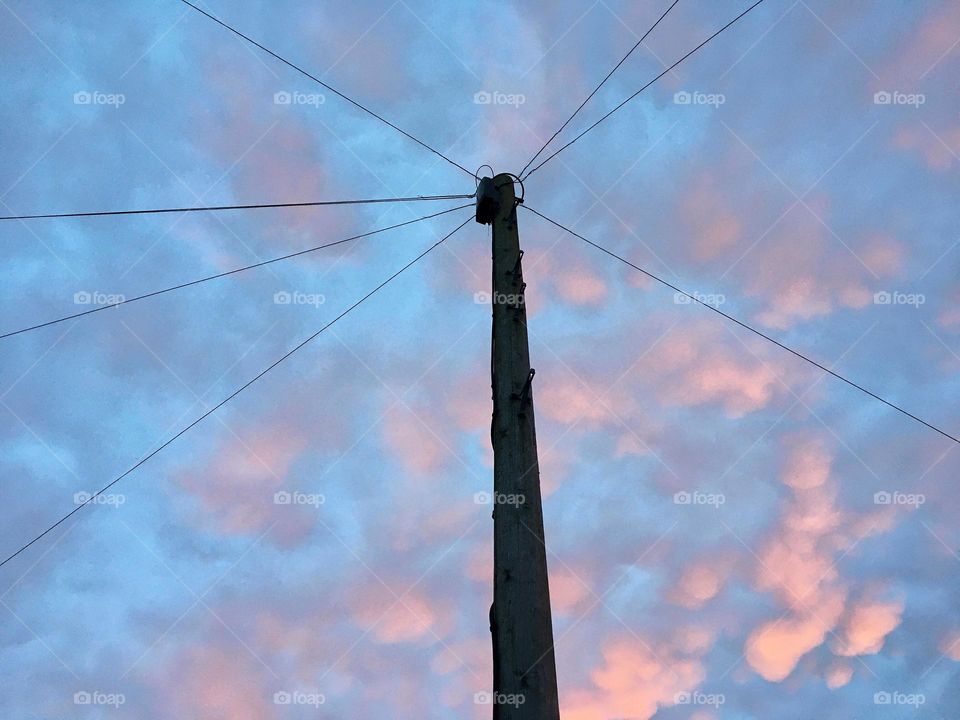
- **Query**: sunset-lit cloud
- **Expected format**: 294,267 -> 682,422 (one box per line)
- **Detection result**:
2,1 -> 958,718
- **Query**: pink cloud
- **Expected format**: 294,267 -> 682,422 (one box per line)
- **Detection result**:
554,267 -> 608,306
563,638 -> 705,720
859,234 -> 905,277
158,645 -> 273,720
877,3 -> 960,85
383,406 -> 447,475
781,433 -> 832,490
647,326 -> 787,418
832,598 -> 903,656
745,588 -> 846,682
538,379 -> 619,426
668,561 -> 725,609
938,631 -> 960,661
825,662 -> 854,689
938,285 -> 960,332
350,587 -> 444,645
549,567 -> 592,615
177,424 -> 314,544
894,124 -> 960,172
679,171 -> 743,262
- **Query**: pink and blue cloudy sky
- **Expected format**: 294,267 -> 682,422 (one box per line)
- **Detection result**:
1,0 -> 959,717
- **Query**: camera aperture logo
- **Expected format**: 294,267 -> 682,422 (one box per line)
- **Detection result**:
873,90 -> 925,108
273,690 -> 326,707
674,490 -> 725,508
274,490 -> 325,508
74,290 -> 125,306
674,90 -> 725,108
74,690 -> 125,707
474,90 -> 525,108
474,491 -> 525,508
474,691 -> 526,707
274,90 -> 325,108
274,290 -> 326,308
74,490 -> 125,508
73,91 -> 125,108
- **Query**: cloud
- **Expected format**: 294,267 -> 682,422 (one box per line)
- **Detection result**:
678,171 -> 743,262
668,561 -> 725,609
177,422 -> 314,545
350,585 -> 444,645
563,638 -> 705,720
745,589 -> 846,682
781,433 -> 832,490
383,405 -> 447,475
824,662 -> 853,689
554,267 -> 608,306
549,567 -> 592,615
894,124 -> 960,172
832,598 -> 903,657
157,645 -> 273,720
646,324 -> 789,417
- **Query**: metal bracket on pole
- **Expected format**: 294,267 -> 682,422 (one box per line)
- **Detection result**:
510,249 -> 524,278
512,368 -> 536,404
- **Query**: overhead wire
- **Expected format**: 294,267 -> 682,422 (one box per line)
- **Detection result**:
518,0 -> 681,179
523,204 -> 960,446
180,0 -> 476,179
0,193 -> 476,222
0,211 -> 474,569
0,203 -> 473,341
522,0 -> 768,180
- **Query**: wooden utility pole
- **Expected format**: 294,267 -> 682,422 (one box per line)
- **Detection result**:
484,172 -> 560,719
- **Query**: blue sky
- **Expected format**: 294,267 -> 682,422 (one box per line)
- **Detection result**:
1,1 -> 959,718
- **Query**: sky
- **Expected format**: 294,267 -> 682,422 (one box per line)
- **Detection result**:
1,0 -> 959,718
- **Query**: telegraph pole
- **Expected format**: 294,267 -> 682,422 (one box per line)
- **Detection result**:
479,172 -> 560,719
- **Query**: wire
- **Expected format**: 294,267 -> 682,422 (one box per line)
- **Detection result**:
180,0 -> 475,179
0,203 -> 473,341
518,0 -> 681,179
523,205 -> 960,446
0,211 -> 473,570
0,194 -> 476,222
523,0 -> 767,180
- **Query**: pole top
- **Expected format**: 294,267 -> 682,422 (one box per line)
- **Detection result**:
476,173 -> 524,225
